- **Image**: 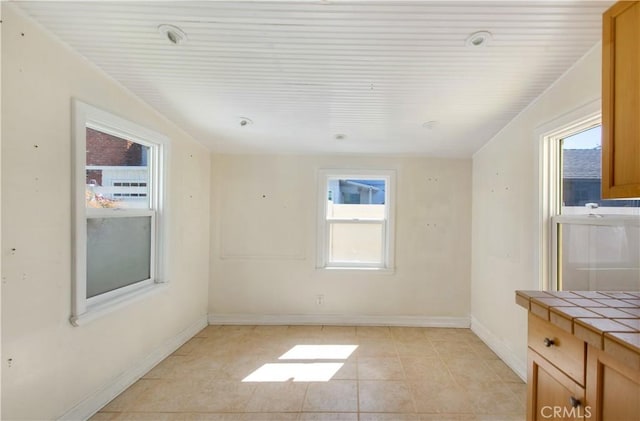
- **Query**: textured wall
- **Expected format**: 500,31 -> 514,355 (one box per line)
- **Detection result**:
210,154 -> 472,322
471,44 -> 602,375
1,5 -> 210,419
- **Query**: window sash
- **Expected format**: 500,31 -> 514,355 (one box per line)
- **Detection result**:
553,214 -> 640,226
552,216 -> 640,291
325,219 -> 387,268
72,100 -> 167,325
536,100 -> 602,291
85,210 -> 157,306
551,201 -> 640,292
316,169 -> 395,270
326,217 -> 386,222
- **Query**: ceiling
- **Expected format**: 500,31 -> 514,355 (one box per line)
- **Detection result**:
15,1 -> 613,157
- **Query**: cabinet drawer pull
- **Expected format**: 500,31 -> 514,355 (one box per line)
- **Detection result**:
543,337 -> 555,347
569,396 -> 581,408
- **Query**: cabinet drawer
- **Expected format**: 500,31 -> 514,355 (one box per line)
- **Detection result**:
528,349 -> 588,421
529,313 -> 586,385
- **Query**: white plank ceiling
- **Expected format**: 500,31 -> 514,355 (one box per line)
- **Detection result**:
14,0 -> 613,156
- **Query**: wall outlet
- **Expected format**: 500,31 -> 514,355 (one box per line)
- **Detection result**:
316,294 -> 324,305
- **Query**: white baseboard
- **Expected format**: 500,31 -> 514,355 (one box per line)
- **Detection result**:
55,314 -> 519,420
470,315 -> 527,382
58,316 -> 208,421
208,313 -> 470,328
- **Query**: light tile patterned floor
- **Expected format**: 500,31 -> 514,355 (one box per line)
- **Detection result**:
91,325 -> 525,421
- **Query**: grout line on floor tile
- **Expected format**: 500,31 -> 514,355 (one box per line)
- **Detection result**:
95,325 -> 524,420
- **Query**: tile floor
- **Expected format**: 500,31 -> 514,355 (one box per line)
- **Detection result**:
91,325 -> 526,421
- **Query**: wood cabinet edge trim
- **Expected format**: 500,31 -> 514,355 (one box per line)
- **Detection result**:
602,2 -> 615,198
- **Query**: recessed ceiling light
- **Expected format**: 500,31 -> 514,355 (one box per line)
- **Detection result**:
157,24 -> 187,45
238,117 -> 253,127
334,134 -> 347,140
465,31 -> 492,48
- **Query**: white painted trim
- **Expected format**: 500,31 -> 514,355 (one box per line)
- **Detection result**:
470,316 -> 527,382
533,100 -> 602,291
57,316 -> 208,421
71,99 -> 170,325
553,214 -> 640,226
71,283 -> 169,327
316,267 -> 395,275
208,313 -> 470,328
316,169 -> 396,270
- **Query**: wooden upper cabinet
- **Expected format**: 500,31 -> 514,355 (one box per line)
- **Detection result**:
602,1 -> 640,199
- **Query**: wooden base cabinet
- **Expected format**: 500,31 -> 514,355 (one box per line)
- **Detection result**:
525,314 -> 640,421
528,349 -> 588,421
586,345 -> 640,421
517,290 -> 640,421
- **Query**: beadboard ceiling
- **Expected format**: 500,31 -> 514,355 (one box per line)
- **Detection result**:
15,1 -> 613,156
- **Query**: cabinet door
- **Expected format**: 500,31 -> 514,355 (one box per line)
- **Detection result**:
602,1 -> 640,199
528,349 -> 588,421
586,345 -> 640,421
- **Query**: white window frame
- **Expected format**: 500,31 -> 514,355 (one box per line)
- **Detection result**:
538,99 -> 639,291
71,100 -> 169,326
316,169 -> 395,271
536,100 -> 601,290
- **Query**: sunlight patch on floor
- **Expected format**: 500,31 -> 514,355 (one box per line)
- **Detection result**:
279,344 -> 358,360
242,344 -> 358,382
242,362 -> 344,382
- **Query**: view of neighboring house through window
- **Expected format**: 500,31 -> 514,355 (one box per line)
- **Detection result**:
553,124 -> 640,291
72,100 -> 167,325
85,128 -> 153,298
86,127 -> 150,208
317,170 -> 394,269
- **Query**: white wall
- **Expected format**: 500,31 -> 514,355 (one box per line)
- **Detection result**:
1,5 -> 210,420
210,154 -> 472,324
471,45 -> 602,377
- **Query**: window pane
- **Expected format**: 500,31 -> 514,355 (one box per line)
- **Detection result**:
327,179 -> 386,205
87,216 -> 152,298
327,179 -> 386,220
86,127 -> 151,209
561,126 -> 640,215
329,222 -> 383,264
559,223 -> 640,291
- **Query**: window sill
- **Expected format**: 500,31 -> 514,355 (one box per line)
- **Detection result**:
70,282 -> 169,327
317,266 -> 395,275
553,214 -> 640,226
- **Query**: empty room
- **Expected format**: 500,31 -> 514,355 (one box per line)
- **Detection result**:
2,1 -> 640,420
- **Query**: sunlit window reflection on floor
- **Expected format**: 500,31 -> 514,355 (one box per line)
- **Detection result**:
242,344 -> 358,382
242,362 -> 344,382
279,344 -> 358,360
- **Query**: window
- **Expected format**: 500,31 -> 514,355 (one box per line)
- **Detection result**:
317,170 -> 395,270
545,116 -> 640,291
71,100 -> 168,325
